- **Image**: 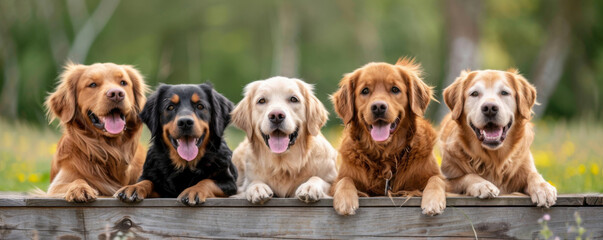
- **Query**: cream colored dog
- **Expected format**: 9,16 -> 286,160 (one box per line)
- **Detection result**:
440,69 -> 557,207
231,76 -> 337,204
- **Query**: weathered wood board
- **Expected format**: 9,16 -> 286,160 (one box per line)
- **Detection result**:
0,194 -> 601,239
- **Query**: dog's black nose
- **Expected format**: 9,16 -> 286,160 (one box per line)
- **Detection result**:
177,117 -> 195,129
371,101 -> 388,116
107,88 -> 125,102
269,110 -> 286,124
481,103 -> 499,117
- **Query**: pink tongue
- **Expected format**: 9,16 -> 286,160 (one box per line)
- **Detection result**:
370,123 -> 392,142
177,139 -> 198,161
484,127 -> 503,138
104,112 -> 125,134
268,134 -> 289,153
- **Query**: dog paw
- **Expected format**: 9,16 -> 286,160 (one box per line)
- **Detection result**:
295,182 -> 324,203
65,183 -> 98,203
333,190 -> 359,216
177,186 -> 211,206
467,181 -> 500,199
421,193 -> 446,216
114,185 -> 146,203
530,182 -> 557,208
246,183 -> 273,204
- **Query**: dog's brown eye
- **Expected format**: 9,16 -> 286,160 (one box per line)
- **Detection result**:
197,104 -> 204,110
391,86 -> 400,94
470,91 -> 479,97
89,83 -> 97,88
361,88 -> 370,95
501,90 -> 509,96
120,80 -> 127,86
167,105 -> 174,111
290,96 -> 299,103
257,98 -> 266,104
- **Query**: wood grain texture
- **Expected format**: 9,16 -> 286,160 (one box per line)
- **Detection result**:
0,194 -> 601,239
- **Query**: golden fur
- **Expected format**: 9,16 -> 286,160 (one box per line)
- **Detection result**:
231,77 -> 338,204
440,69 -> 557,207
45,62 -> 148,202
330,58 -> 446,215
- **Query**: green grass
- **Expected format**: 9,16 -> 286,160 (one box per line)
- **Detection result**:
1,118 -> 601,193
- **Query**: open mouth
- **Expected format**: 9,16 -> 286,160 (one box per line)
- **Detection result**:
169,133 -> 205,161
470,120 -> 513,148
368,117 -> 400,142
261,128 -> 299,154
88,108 -> 126,134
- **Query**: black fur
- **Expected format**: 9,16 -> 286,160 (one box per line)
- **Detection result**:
137,83 -> 237,198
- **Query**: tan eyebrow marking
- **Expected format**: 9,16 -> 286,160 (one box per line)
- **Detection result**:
191,93 -> 200,103
171,94 -> 180,104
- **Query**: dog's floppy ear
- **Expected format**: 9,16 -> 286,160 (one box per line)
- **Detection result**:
296,80 -> 328,136
201,83 -> 234,139
231,81 -> 260,139
140,84 -> 168,137
122,65 -> 149,114
331,70 -> 359,125
506,69 -> 537,120
443,70 -> 474,120
396,58 -> 433,116
45,62 -> 86,124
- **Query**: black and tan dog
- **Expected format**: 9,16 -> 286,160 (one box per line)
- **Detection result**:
115,83 -> 237,205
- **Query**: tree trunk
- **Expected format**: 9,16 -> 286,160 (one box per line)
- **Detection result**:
531,0 -> 574,117
67,0 -> 121,63
0,2 -> 20,119
336,0 -> 384,62
436,0 -> 482,121
271,1 -> 299,78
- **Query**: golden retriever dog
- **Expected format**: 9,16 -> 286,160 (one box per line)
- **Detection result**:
45,62 -> 148,202
231,76 -> 337,204
330,58 -> 446,216
440,69 -> 557,207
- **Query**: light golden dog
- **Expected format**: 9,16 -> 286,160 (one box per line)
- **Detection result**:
231,76 -> 337,204
440,69 -> 557,207
330,58 -> 446,216
45,62 -> 147,202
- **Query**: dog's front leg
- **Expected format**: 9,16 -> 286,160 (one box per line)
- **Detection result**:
295,176 -> 330,203
245,180 -> 274,204
332,177 -> 359,215
421,175 -> 447,216
525,171 -> 557,208
48,170 -> 99,202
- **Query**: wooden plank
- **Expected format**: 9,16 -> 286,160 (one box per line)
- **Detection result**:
584,194 -> 603,206
0,194 -> 590,207
0,206 -> 601,239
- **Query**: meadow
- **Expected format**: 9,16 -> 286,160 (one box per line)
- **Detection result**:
0,118 -> 601,193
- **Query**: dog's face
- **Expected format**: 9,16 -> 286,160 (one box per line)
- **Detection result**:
141,84 -> 233,165
46,63 -> 147,137
332,59 -> 432,144
231,77 -> 328,154
444,69 -> 536,150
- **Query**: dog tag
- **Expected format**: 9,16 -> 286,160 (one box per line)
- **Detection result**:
384,170 -> 392,196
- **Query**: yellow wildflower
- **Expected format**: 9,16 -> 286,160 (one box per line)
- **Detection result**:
561,141 -> 575,157
28,173 -> 40,183
17,173 -> 26,182
578,164 -> 586,175
591,163 -> 600,175
49,143 -> 57,155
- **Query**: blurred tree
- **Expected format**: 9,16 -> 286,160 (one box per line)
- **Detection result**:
436,0 -> 482,121
531,0 -> 573,117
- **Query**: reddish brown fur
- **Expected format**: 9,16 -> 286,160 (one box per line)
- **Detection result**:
440,69 -> 556,207
330,58 -> 446,215
45,62 -> 148,202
